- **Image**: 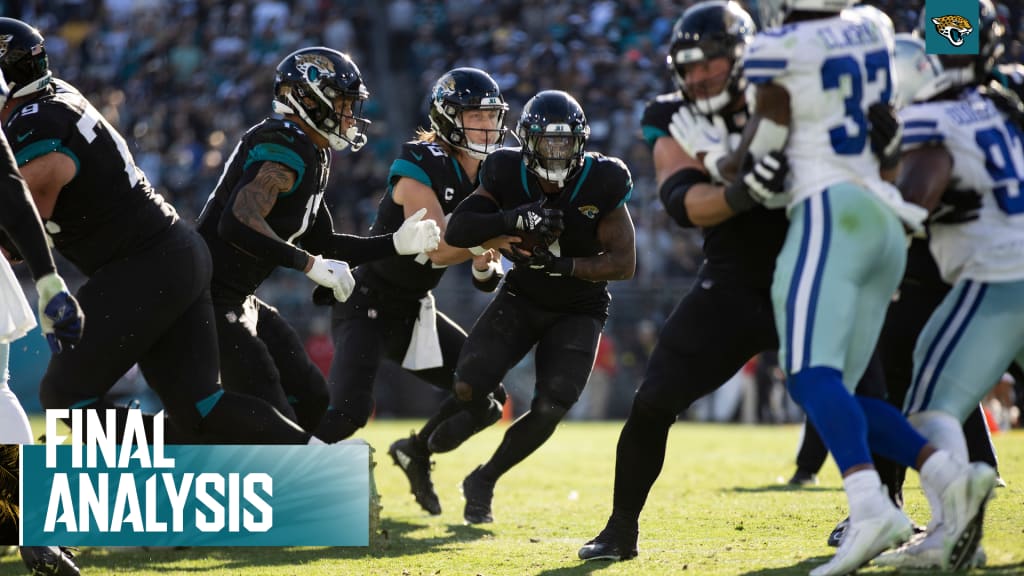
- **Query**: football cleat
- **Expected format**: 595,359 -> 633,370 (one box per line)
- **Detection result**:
875,528 -> 987,569
810,502 -> 912,576
20,546 -> 80,576
788,468 -> 819,487
461,465 -> 496,524
940,462 -> 996,570
578,518 -> 639,562
388,434 -> 441,516
827,517 -> 849,548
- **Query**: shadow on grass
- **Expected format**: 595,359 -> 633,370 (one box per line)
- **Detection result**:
737,556 -> 1024,575
64,519 -> 496,573
533,559 -> 619,576
727,485 -> 842,494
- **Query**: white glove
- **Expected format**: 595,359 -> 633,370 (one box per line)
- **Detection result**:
668,107 -> 730,183
393,207 -> 441,255
305,255 -> 355,302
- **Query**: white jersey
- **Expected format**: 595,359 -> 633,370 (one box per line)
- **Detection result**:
743,7 -> 922,225
901,90 -> 1024,284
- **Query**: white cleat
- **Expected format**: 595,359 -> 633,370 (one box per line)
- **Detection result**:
810,503 -> 913,576
875,528 -> 986,569
941,462 -> 997,571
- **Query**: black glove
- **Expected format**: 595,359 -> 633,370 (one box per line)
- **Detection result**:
502,200 -> 564,238
526,245 -> 574,277
930,188 -> 982,224
723,151 -> 789,213
868,102 -> 902,170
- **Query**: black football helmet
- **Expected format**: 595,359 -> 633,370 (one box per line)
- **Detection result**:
516,91 -> 589,186
914,0 -> 1005,91
668,1 -> 756,115
0,17 -> 52,99
429,67 -> 508,160
272,47 -> 370,151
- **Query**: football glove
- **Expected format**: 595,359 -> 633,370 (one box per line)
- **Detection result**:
668,106 -> 730,182
526,245 -> 574,277
502,200 -> 564,238
393,207 -> 442,255
868,103 -> 902,170
305,255 -> 355,302
35,272 -> 85,354
723,151 -> 789,213
930,187 -> 982,224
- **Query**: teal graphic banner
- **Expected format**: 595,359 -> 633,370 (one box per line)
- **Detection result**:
21,443 -> 368,546
924,0 -> 980,55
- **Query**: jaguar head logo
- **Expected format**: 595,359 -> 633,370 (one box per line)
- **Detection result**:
578,205 -> 599,219
0,35 -> 13,60
294,54 -> 336,83
931,15 -> 973,47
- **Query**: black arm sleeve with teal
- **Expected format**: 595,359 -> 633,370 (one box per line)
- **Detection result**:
0,132 -> 56,280
217,183 -> 310,271
300,202 -> 397,266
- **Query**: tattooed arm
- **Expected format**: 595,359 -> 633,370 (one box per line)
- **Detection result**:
569,204 -> 636,282
218,161 -> 313,271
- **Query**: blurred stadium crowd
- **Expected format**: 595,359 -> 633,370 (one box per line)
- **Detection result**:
4,0 -> 1023,422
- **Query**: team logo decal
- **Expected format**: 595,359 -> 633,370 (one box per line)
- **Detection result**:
0,35 -> 12,60
295,54 -> 335,82
578,205 -> 599,219
931,15 -> 972,47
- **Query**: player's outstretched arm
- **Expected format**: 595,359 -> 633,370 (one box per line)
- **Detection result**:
717,83 -> 792,184
394,176 -> 471,266
0,132 -> 56,280
567,204 -> 635,282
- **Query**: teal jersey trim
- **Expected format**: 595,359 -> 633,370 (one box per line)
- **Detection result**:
388,158 -> 433,194
243,143 -> 306,196
196,389 -> 225,418
452,156 -> 464,184
642,125 -> 668,148
569,157 -> 594,203
614,185 -> 633,209
16,138 -> 80,176
520,162 -> 532,200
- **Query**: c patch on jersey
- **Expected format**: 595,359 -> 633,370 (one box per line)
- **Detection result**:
578,204 -> 599,219
924,0 -> 978,55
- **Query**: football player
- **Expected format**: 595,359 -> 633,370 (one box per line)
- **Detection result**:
310,67 -> 514,515
874,20 -> 1024,568
445,90 -> 635,525
721,2 -> 995,573
0,17 -> 319,445
196,47 -> 440,435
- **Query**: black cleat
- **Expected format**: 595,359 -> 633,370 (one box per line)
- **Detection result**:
388,434 -> 441,515
428,395 -> 504,454
578,520 -> 639,561
461,465 -> 496,524
788,468 -> 818,486
20,546 -> 80,576
828,516 -> 849,548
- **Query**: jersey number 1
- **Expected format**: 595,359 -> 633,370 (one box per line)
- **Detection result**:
820,49 -> 893,155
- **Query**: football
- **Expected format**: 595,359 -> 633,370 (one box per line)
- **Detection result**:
511,226 -> 560,255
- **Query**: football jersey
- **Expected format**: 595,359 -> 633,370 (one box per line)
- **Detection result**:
641,92 -> 787,288
900,89 -> 1024,284
359,140 -> 480,300
993,63 -> 1024,103
743,7 -> 900,209
480,147 -> 632,319
197,118 -> 330,304
2,79 -> 176,276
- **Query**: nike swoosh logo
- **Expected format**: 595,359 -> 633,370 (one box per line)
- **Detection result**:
16,130 -> 34,142
410,151 -> 423,161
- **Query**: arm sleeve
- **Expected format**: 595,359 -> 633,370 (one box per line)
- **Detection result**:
444,193 -> 506,248
217,170 -> 310,271
0,133 -> 56,280
301,202 -> 397,266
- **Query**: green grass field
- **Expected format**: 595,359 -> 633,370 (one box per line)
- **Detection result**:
3,418 -> 1022,575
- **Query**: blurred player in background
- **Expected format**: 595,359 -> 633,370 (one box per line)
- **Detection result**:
445,90 -> 635,524
197,47 -> 439,435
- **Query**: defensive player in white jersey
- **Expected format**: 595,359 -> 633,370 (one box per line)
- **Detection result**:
715,2 -> 995,573
874,28 -> 1022,569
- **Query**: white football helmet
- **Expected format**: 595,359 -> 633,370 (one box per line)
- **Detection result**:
758,0 -> 856,30
892,34 -> 950,109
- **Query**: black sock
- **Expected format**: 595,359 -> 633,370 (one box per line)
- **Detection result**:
479,400 -> 565,481
610,402 -> 674,527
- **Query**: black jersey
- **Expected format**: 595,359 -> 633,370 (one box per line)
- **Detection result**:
642,93 -> 788,288
480,147 -> 632,319
359,140 -> 479,299
197,118 -> 330,304
2,79 -> 176,276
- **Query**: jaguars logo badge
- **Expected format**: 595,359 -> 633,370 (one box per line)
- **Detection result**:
295,54 -> 336,82
0,35 -> 13,60
931,15 -> 972,47
578,205 -> 599,219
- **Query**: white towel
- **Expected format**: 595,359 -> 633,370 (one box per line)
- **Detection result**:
401,293 -> 444,371
0,257 -> 36,343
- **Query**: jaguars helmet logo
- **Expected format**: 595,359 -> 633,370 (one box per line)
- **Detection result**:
294,53 -> 336,83
0,35 -> 12,60
578,205 -> 600,219
931,15 -> 973,47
